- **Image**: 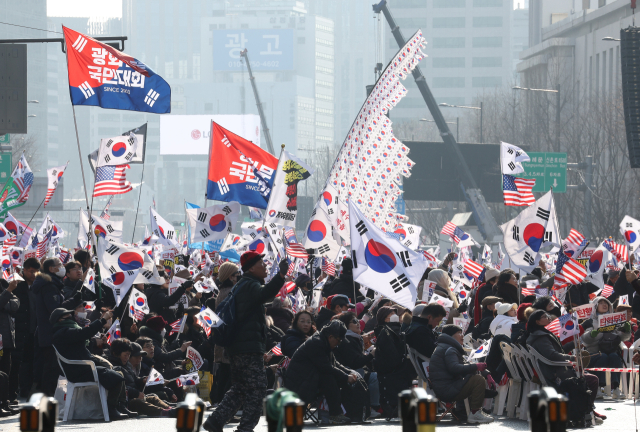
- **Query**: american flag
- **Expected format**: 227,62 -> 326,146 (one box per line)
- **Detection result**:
2,269 -> 11,281
169,315 -> 186,335
422,251 -> 438,268
93,164 -> 132,197
13,155 -> 34,204
270,343 -> 282,356
59,249 -> 71,264
286,259 -> 296,277
554,251 -> 587,289
604,239 -> 628,263
321,257 -> 336,276
502,174 -> 536,206
285,243 -> 308,259
279,357 -> 291,369
37,229 -> 53,259
463,260 -> 486,281
278,281 -> 296,298
601,284 -> 614,298
440,221 -> 464,244
100,196 -> 114,220
562,228 -> 587,257
2,236 -> 16,257
128,305 -> 145,321
565,229 -> 585,247
521,284 -> 536,296
545,317 -> 561,336
284,228 -> 297,244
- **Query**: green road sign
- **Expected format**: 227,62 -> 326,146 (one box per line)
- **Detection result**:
0,134 -> 9,144
0,153 -> 11,182
520,152 -> 567,193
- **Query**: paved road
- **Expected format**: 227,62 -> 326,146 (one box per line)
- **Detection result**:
0,397 -> 637,432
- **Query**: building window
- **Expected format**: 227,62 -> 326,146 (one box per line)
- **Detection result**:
472,37 -> 502,48
432,37 -> 465,48
433,77 -> 465,88
472,16 -> 503,27
396,0 -> 426,7
316,107 -> 334,115
432,57 -> 465,68
315,121 -> 333,128
316,23 -> 333,32
297,116 -> 313,125
316,52 -> 333,60
316,135 -> 333,142
315,79 -> 334,88
473,0 -> 502,6
315,93 -> 334,101
316,65 -> 334,74
315,38 -> 333,47
472,57 -> 502,67
472,76 -> 502,87
298,102 -> 314,110
433,0 -> 465,7
432,17 -> 465,28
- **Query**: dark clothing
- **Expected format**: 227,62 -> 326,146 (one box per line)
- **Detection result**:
284,328 -> 351,405
62,277 -> 83,300
333,331 -> 373,371
265,307 -> 294,333
280,327 -> 308,359
51,318 -> 106,383
107,354 -> 145,400
32,272 -> 81,347
476,283 -> 494,308
138,326 -> 184,374
13,280 -> 31,334
315,307 -> 335,331
494,282 -> 521,305
322,273 -> 363,303
266,324 -> 284,353
429,334 -> 478,402
373,323 -> 406,375
472,315 -> 494,340
526,330 -> 574,385
181,326 -> 215,362
0,288 -> 19,349
405,316 -> 437,358
228,273 -> 285,356
146,284 -> 187,325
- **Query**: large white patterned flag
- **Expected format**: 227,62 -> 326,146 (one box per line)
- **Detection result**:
176,373 -> 200,387
146,367 -> 165,386
83,268 -> 96,293
103,269 -> 139,306
500,190 -> 555,273
129,289 -> 150,314
97,134 -> 139,167
44,164 -> 67,207
186,201 -> 240,243
150,207 -> 178,248
264,150 -> 313,227
390,223 -> 422,250
318,183 -> 350,245
586,241 -> 611,290
106,318 -> 122,344
620,215 -> 640,253
97,240 -> 164,285
349,200 -> 426,310
500,142 -> 530,175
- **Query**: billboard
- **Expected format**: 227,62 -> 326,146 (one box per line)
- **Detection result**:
213,29 -> 294,71
160,115 -> 261,155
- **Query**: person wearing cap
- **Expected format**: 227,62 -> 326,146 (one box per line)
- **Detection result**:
203,251 -> 289,432
472,268 -> 500,326
51,307 -> 131,420
285,320 -> 355,424
374,306 -> 416,418
472,296 -> 503,340
139,315 -> 192,376
405,303 -> 447,358
316,294 -> 354,330
146,270 -> 194,326
321,258 -> 363,303
32,257 -> 83,396
429,325 -> 495,424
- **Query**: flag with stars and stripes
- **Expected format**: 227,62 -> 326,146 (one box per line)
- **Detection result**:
562,228 -> 588,258
44,164 -> 67,208
100,196 -> 114,220
285,243 -> 308,259
502,174 -> 535,206
554,250 -> 587,289
93,164 -> 133,197
270,343 -> 282,356
0,155 -> 34,218
321,257 -> 336,276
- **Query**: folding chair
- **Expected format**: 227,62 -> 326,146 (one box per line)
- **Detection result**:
499,342 -> 521,418
406,345 -> 434,396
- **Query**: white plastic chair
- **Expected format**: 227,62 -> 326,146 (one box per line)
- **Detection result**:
626,339 -> 640,398
53,346 -> 110,422
499,342 -> 522,418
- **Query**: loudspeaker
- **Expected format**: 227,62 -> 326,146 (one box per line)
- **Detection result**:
620,27 -> 640,168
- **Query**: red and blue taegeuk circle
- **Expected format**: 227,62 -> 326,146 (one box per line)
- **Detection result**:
394,228 -> 407,240
135,296 -> 145,307
117,252 -> 144,271
112,272 -> 126,285
588,250 -> 604,273
4,221 -> 17,236
523,223 -> 545,251
307,220 -> 326,243
565,320 -> 575,331
203,316 -> 213,325
95,225 -> 107,238
268,210 -> 276,217
209,214 -> 226,232
249,239 -> 265,254
322,191 -> 332,206
11,251 -> 19,260
111,141 -> 127,157
625,230 -> 637,243
364,239 -> 397,273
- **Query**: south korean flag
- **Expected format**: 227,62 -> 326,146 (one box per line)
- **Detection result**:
97,240 -> 164,286
349,200 -> 426,310
150,207 -> 179,248
97,133 -> 139,167
500,141 -> 530,175
301,203 -> 341,260
186,201 -> 240,243
195,307 -> 223,329
500,190 -> 555,273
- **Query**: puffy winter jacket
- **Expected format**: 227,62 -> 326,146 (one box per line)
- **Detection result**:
280,327 -> 308,359
581,296 -> 631,354
0,287 -> 19,349
333,330 -> 373,370
374,322 -> 406,375
404,316 -> 437,358
146,284 -> 187,325
429,334 -> 478,402
32,272 -> 82,347
266,307 -> 294,333
527,330 -> 574,384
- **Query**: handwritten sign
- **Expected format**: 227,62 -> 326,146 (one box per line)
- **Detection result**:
598,311 -> 627,328
572,304 -> 594,320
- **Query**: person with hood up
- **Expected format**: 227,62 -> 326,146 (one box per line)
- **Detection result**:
266,296 -> 295,333
581,296 -> 631,399
284,320 -> 355,425
472,268 -> 500,325
281,310 -> 316,358
427,269 -> 460,324
485,303 -> 518,383
374,306 -> 416,417
32,257 -> 83,396
316,294 -> 353,330
405,303 -> 447,358
429,325 -> 495,424
472,296 -> 502,340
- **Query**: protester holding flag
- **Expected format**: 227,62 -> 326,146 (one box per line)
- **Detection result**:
32,257 -> 83,396
203,251 -> 289,432
62,261 -> 87,300
405,303 -> 447,358
138,316 -> 191,376
146,272 -> 194,326
181,306 -> 215,365
51,308 -> 131,420
0,278 -> 19,409
321,258 -> 363,303
430,325 -> 495,424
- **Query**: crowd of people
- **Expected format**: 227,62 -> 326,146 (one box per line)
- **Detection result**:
0,245 -> 637,429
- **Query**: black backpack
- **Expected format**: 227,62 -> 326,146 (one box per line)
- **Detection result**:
210,279 -> 248,347
558,376 -> 592,427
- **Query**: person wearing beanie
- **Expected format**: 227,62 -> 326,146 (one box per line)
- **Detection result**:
489,303 -> 518,337
532,296 -> 562,319
203,251 -> 289,432
315,294 -> 354,331
285,320 -> 354,424
429,324 -> 495,424
218,262 -> 239,286
405,303 -> 447,357
321,257 -> 364,303
139,315 -> 192,376
374,305 -> 416,417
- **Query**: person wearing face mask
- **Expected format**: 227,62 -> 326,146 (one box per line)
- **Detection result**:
72,302 -> 90,327
32,257 -> 83,397
374,306 -> 417,418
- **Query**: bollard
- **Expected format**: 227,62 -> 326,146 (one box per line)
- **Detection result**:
175,393 -> 205,432
399,390 -> 415,432
20,393 -> 58,432
283,400 -> 304,432
528,387 -> 567,432
399,387 -> 437,432
264,389 -> 305,432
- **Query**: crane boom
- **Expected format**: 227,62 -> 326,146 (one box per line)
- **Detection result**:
240,49 -> 275,155
372,0 -> 503,242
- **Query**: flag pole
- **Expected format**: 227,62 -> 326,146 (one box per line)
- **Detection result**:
205,120 -> 213,208
131,157 -> 147,243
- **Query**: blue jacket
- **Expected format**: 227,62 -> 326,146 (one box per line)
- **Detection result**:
429,334 -> 478,402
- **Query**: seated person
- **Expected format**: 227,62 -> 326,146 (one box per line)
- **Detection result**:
51,308 -> 130,420
281,311 -> 316,359
108,339 -> 175,417
315,295 -> 353,330
284,321 -> 355,425
527,310 -> 602,424
581,296 -> 631,399
430,325 -> 495,424
137,336 -> 178,403
472,296 -> 502,340
405,303 -> 447,358
266,296 -> 295,333
138,315 -> 192,376
181,306 -> 215,366
486,303 -> 518,382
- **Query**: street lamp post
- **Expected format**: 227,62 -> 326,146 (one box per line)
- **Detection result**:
420,118 -> 458,141
438,103 -> 483,143
512,85 -> 561,151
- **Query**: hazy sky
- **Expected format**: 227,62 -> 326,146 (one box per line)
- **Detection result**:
48,0 -> 123,18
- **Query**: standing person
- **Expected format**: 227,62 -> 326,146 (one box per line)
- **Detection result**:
203,252 -> 288,432
31,258 -> 82,396
146,273 -> 193,326
13,258 -> 40,398
321,258 -> 363,302
61,262 -> 86,300
0,279 -> 19,406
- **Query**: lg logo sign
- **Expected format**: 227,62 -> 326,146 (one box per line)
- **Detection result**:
191,130 -> 201,140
